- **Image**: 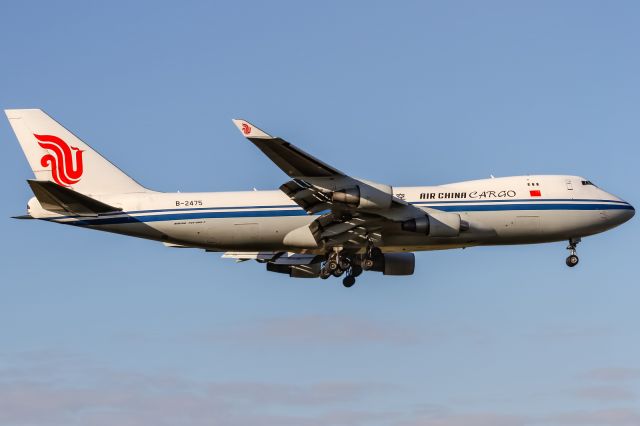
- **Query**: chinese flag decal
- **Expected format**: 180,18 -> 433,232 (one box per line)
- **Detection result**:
530,190 -> 542,197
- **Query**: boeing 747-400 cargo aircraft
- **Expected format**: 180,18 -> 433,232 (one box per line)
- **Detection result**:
6,109 -> 634,287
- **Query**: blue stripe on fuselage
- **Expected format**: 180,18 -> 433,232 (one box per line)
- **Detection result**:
53,200 -> 634,226
70,208 -> 310,226
429,203 -> 633,212
53,198 -> 628,220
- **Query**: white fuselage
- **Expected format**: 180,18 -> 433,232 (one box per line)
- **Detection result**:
28,175 -> 634,253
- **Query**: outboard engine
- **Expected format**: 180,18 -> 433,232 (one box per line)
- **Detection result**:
332,181 -> 394,210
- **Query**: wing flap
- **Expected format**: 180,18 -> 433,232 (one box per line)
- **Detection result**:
280,179 -> 332,214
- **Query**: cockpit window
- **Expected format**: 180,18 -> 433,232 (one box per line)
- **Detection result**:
581,180 -> 597,187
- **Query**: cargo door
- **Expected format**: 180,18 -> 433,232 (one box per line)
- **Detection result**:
503,215 -> 541,237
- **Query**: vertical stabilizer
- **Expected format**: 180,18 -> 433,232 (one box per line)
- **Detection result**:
5,109 -> 148,195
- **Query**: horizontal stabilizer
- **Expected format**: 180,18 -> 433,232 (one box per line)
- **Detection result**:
222,251 -> 278,262
12,214 -> 34,219
222,251 -> 319,265
27,180 -> 122,216
162,242 -> 194,248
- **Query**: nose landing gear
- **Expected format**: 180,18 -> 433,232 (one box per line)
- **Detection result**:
566,238 -> 581,267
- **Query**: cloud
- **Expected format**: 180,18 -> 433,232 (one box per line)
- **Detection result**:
4,352 -> 640,426
207,314 -> 423,345
543,408 -> 640,426
0,378 -> 398,426
525,325 -> 613,342
573,385 -> 636,402
200,314 -> 499,348
398,408 -> 640,426
0,352 -> 400,426
397,411 -> 532,426
569,367 -> 640,403
581,367 -> 640,382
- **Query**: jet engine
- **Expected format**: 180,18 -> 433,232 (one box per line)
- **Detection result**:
369,252 -> 415,275
332,182 -> 393,210
401,211 -> 468,237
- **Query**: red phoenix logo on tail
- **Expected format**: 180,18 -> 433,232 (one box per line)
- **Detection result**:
34,134 -> 84,186
241,123 -> 251,135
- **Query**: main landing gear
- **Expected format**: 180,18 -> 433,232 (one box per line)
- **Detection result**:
342,266 -> 362,288
566,237 -> 581,267
320,248 -> 351,283
320,246 -> 375,287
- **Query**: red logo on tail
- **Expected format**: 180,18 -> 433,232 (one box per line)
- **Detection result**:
241,123 -> 251,135
34,134 -> 84,186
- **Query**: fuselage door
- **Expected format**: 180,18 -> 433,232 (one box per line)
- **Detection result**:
503,215 -> 541,238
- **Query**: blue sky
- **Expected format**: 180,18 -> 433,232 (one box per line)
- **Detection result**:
1,1 -> 639,425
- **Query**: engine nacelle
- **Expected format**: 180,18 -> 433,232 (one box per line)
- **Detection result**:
402,211 -> 468,237
332,181 -> 393,210
370,252 -> 415,275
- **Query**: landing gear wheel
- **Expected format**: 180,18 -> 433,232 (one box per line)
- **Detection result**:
332,268 -> 344,278
327,260 -> 339,271
362,259 -> 374,270
565,238 -> 581,268
320,269 -> 331,279
566,254 -> 579,267
343,275 -> 356,287
351,266 -> 363,277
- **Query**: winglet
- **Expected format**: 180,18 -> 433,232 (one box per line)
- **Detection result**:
232,119 -> 273,139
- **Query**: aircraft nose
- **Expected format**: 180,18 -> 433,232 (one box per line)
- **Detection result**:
623,202 -> 635,222
601,199 -> 634,229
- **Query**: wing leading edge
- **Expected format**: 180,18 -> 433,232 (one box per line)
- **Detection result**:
232,119 -> 344,178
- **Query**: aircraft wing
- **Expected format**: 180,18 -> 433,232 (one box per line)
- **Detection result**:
231,119 -> 344,178
232,119 -> 434,249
